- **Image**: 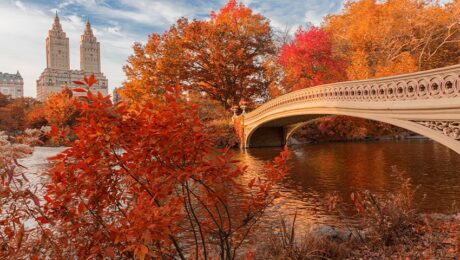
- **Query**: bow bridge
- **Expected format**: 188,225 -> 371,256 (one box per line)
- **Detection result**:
235,64 -> 460,154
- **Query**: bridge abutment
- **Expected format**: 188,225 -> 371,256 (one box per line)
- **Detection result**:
246,127 -> 287,148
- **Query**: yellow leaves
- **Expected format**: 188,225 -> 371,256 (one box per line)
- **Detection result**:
346,49 -> 370,80
375,52 -> 417,77
326,0 -> 460,79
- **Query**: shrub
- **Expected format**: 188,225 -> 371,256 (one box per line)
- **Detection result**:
41,78 -> 289,258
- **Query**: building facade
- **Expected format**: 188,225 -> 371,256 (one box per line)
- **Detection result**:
112,87 -> 122,103
37,13 -> 108,101
0,71 -> 23,98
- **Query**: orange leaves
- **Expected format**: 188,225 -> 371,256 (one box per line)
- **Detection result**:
325,0 -> 460,78
41,77 -> 289,258
43,87 -> 78,130
122,1 -> 275,108
134,244 -> 149,260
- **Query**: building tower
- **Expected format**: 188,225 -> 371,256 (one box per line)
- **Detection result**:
46,12 -> 70,70
37,14 -> 108,102
80,19 -> 101,73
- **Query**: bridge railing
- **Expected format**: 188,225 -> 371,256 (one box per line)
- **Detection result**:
244,64 -> 460,122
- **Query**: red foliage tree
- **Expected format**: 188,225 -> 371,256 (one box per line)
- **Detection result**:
43,78 -> 289,258
279,27 -> 346,91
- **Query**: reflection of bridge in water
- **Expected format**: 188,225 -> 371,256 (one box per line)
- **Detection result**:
235,65 -> 460,154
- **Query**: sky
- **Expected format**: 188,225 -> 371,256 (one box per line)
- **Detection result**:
0,0 -> 349,98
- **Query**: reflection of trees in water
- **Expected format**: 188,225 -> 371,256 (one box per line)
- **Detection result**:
238,140 -> 460,227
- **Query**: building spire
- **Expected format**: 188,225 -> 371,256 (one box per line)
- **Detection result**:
52,11 -> 63,32
84,18 -> 94,37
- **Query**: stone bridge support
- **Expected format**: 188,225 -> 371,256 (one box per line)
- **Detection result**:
247,127 -> 286,147
247,122 -> 314,148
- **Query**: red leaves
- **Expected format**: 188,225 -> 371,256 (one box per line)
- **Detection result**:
104,247 -> 115,257
279,27 -> 346,91
351,192 -> 365,214
41,70 -> 289,257
77,201 -> 85,214
49,125 -> 60,137
72,88 -> 87,93
83,74 -> 97,87
72,81 -> 85,86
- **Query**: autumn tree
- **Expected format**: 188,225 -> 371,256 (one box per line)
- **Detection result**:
0,96 -> 40,134
122,0 -> 276,108
325,0 -> 460,80
122,24 -> 188,104
279,26 -> 346,91
26,104 -> 48,129
37,78 -> 290,259
43,87 -> 78,129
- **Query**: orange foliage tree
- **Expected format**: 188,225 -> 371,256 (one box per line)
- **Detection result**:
40,79 -> 289,258
26,104 -> 48,129
43,87 -> 78,129
122,0 -> 276,108
0,95 -> 40,134
325,0 -> 460,80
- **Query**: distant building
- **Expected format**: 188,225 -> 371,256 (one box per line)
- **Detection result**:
0,71 -> 23,98
36,13 -> 108,102
112,87 -> 123,103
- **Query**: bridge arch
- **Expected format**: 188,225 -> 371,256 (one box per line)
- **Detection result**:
245,110 -> 460,153
239,65 -> 460,154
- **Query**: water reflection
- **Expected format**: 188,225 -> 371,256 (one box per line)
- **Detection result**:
237,139 -> 460,227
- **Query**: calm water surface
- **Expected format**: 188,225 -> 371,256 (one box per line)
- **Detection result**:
26,140 -> 460,228
236,139 -> 460,227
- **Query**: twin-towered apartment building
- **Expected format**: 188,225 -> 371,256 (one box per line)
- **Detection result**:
36,13 -> 108,101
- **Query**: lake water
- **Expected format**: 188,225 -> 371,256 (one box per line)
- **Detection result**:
24,140 -> 460,228
237,139 -> 460,227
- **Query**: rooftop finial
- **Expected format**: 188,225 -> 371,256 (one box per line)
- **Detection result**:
51,10 -> 63,32
84,18 -> 94,36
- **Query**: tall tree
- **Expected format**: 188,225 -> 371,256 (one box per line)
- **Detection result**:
279,27 -> 346,91
325,0 -> 460,80
122,0 -> 276,108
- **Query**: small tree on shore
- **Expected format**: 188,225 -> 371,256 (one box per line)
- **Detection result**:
41,78 -> 289,258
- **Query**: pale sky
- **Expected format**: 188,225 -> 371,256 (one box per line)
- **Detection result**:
0,0 -> 349,98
